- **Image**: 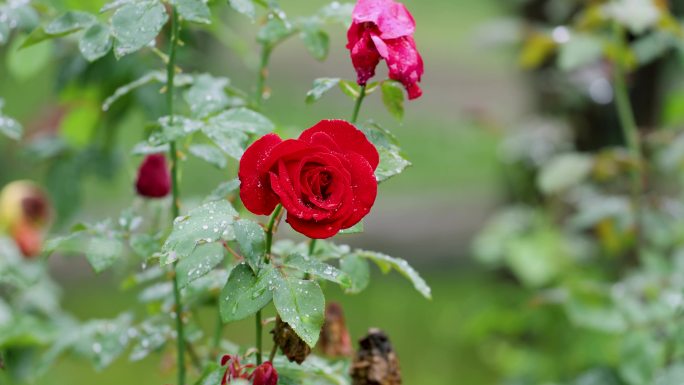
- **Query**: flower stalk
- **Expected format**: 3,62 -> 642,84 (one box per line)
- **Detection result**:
612,23 -> 643,257
166,7 -> 186,385
256,204 -> 283,365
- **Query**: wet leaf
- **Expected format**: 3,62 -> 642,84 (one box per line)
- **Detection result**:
283,253 -> 352,288
234,219 -> 266,272
189,144 -> 228,169
111,1 -> 168,58
273,276 -> 325,347
45,11 -> 96,35
176,242 -> 225,288
79,23 -> 113,61
381,80 -> 405,121
305,78 -> 340,104
220,263 -> 275,322
162,200 -> 237,264
355,250 -> 431,299
171,0 -> 211,24
339,254 -> 370,293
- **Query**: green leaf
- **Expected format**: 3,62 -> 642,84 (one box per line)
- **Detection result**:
283,253 -> 351,288
8,34 -> 51,80
205,179 -> 240,202
151,116 -> 204,145
220,263 -> 275,322
111,1 -> 168,58
171,0 -> 211,24
162,200 -> 237,264
102,71 -> 193,111
176,242 -> 225,288
184,74 -> 230,118
339,254 -> 370,293
537,153 -> 593,195
202,108 -> 274,159
129,319 -> 172,361
100,0 -> 135,13
299,26 -> 329,61
188,144 -> 227,169
273,276 -> 325,347
234,219 -> 266,272
558,35 -> 603,71
0,109 -> 23,140
360,122 -> 410,182
305,78 -> 340,104
381,80 -> 405,121
228,0 -> 257,20
375,146 -> 411,182
45,11 -> 96,35
85,236 -> 125,273
79,22 -> 113,61
339,80 -> 361,99
257,17 -> 294,47
59,102 -> 100,148
356,250 -> 431,299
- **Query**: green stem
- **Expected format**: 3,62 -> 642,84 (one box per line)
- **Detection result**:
308,239 -> 317,257
166,7 -> 186,385
612,23 -> 643,257
256,204 -> 283,365
268,343 -> 278,363
351,84 -> 367,124
254,45 -> 273,110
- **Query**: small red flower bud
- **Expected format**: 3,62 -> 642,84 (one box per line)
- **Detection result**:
135,154 -> 171,199
250,362 -> 278,385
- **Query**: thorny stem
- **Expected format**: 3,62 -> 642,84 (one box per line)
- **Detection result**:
256,204 -> 283,365
254,45 -> 273,110
351,84 -> 367,124
268,342 -> 278,363
166,7 -> 186,385
612,23 -> 643,258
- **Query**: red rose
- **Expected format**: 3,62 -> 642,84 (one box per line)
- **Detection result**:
135,154 -> 171,199
251,362 -> 278,385
239,120 -> 379,239
346,0 -> 424,100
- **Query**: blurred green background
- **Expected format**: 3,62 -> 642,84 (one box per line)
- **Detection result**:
0,0 -> 528,384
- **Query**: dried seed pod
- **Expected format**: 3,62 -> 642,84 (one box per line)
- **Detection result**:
351,328 -> 402,385
319,302 -> 353,357
271,316 -> 312,364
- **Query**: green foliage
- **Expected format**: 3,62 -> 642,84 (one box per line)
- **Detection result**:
380,80 -> 405,121
0,99 -> 22,140
220,263 -> 275,322
111,1 -> 168,58
272,276 -> 325,347
233,219 -> 266,272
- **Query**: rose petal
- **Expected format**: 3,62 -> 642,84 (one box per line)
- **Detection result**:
352,0 -> 415,39
299,120 -> 379,170
347,24 -> 381,86
384,35 -> 423,100
239,134 -> 283,215
341,153 -> 377,228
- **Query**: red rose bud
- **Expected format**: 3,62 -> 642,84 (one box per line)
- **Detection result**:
0,181 -> 51,258
347,0 -> 424,100
271,316 -> 312,364
135,154 -> 171,199
250,362 -> 278,385
351,328 -> 402,385
319,302 -> 353,357
239,120 -> 379,239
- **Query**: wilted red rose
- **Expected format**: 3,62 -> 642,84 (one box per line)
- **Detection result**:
135,154 -> 171,199
220,354 -> 252,385
0,181 -> 51,258
319,302 -> 353,357
239,120 -> 379,239
251,362 -> 278,385
346,0 -> 424,100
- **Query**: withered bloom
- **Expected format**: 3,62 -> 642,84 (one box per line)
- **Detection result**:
271,316 -> 312,364
0,181 -> 52,258
319,302 -> 353,357
351,328 -> 402,385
